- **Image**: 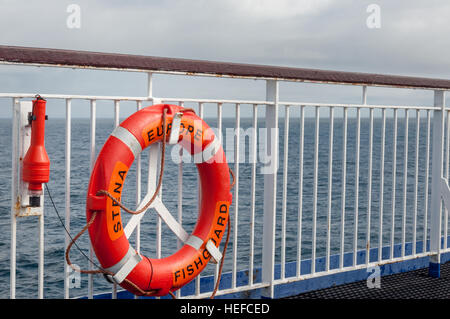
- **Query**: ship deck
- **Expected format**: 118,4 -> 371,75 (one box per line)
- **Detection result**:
287,261 -> 450,299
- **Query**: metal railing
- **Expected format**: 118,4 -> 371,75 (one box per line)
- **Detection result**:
3,46 -> 450,299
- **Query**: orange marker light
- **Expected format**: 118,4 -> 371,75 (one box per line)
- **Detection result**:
22,95 -> 50,206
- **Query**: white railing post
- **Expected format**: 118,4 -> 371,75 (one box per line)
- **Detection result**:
10,98 -> 19,299
11,99 -> 46,299
261,80 -> 279,298
429,90 -> 446,277
147,72 -> 153,100
64,99 -> 71,299
88,99 -> 96,298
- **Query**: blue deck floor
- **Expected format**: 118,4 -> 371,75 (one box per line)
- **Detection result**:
287,261 -> 450,299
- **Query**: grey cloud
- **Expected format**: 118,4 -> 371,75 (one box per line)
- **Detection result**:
0,0 -> 449,118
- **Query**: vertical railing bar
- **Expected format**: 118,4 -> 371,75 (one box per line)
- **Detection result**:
64,98 -> 72,299
136,101 -> 142,255
176,101 -> 184,299
177,100 -> 185,249
198,102 -> 204,119
195,102 -> 204,296
249,104 -> 257,285
145,71 -> 153,295
311,106 -> 320,274
232,103 -> 240,289
340,107 -> 348,269
366,108 -> 374,265
135,101 -> 142,300
413,110 -> 420,256
147,144 -> 161,254
429,90 -> 446,276
362,86 -> 368,105
157,141 -> 163,258
38,206 -> 44,299
147,70 -> 155,262
424,110 -> 431,253
89,100 -> 97,176
353,107 -> 361,266
114,100 -> 120,127
390,109 -> 398,260
217,101 -> 224,282
297,105 -> 305,277
326,106 -> 334,272
281,105 -> 290,279
151,96 -> 163,305
215,102 -> 223,285
150,94 -> 162,285
212,102 -> 223,293
445,110 -> 450,250
262,80 -> 279,299
147,73 -> 153,99
401,109 -> 409,257
112,100 -> 120,299
155,147 -> 163,261
151,96 -> 162,294
217,103 -> 223,142
88,99 -> 96,299
113,101 -> 121,299
378,109 -> 386,262
10,97 -> 18,299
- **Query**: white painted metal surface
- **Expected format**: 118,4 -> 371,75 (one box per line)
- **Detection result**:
430,91 -> 446,267
5,59 -> 450,300
261,80 -> 279,299
10,101 -> 45,299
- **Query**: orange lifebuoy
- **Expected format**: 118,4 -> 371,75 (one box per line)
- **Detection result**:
86,104 -> 232,296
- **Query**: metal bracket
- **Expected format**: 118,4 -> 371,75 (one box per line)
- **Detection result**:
206,239 -> 222,264
14,101 -> 45,216
15,203 -> 43,217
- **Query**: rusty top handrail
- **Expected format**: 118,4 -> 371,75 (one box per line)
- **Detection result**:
0,45 -> 450,90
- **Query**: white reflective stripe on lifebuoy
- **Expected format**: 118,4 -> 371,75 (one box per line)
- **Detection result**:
185,235 -> 203,250
196,135 -> 221,163
113,253 -> 142,284
111,126 -> 142,158
105,245 -> 142,284
168,112 -> 183,145
185,236 -> 222,263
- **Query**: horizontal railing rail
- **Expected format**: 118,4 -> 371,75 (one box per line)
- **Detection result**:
3,46 -> 450,300
2,45 -> 450,89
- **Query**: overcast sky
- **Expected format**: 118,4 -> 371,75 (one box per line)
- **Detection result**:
0,0 -> 449,118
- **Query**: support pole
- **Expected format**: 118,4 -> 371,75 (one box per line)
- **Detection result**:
261,80 -> 279,298
429,90 -> 446,277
